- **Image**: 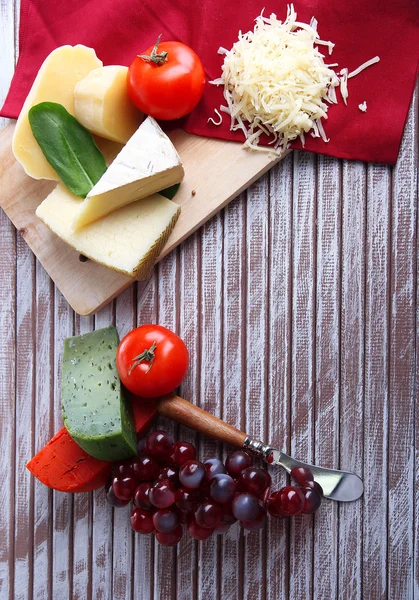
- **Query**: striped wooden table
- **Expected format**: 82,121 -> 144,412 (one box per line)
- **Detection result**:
1,4 -> 418,599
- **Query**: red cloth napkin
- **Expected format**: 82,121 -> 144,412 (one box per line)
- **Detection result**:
1,0 -> 418,164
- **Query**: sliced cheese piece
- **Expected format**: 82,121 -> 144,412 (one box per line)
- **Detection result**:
74,66 -> 143,144
36,184 -> 180,279
12,45 -> 102,180
72,116 -> 184,230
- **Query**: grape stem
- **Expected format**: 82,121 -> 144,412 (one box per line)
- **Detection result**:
138,35 -> 168,66
129,342 -> 157,375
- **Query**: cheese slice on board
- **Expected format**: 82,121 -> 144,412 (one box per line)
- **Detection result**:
36,184 -> 180,279
74,65 -> 143,144
12,45 -> 102,180
72,116 -> 184,230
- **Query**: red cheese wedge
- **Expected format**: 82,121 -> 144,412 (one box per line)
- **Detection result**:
26,428 -> 111,493
27,398 -> 157,493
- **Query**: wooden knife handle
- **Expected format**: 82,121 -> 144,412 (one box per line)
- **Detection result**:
157,395 -> 247,448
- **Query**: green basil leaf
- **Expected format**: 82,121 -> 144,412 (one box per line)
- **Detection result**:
28,102 -> 107,199
159,183 -> 180,200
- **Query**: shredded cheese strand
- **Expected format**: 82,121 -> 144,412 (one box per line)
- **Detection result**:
339,68 -> 349,105
348,56 -> 380,78
207,109 -> 223,126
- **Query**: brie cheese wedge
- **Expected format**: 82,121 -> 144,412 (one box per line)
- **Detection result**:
72,116 -> 184,230
36,184 -> 180,279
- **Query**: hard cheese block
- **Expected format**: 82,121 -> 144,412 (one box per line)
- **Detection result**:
72,116 -> 184,230
12,45 -> 102,180
62,326 -> 137,461
36,184 -> 181,279
74,65 -> 143,144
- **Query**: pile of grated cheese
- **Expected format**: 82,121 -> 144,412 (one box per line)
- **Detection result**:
209,4 -> 379,154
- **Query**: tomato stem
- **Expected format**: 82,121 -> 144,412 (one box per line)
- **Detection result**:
129,342 -> 157,375
138,34 -> 168,66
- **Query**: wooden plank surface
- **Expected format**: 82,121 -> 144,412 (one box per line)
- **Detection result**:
1,3 -> 418,599
338,158 -> 366,598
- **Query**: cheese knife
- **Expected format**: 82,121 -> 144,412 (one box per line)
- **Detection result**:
157,394 -> 363,502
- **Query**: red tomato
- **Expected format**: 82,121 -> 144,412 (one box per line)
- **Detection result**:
117,325 -> 189,398
127,37 -> 205,120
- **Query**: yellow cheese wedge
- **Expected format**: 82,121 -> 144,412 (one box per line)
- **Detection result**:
74,66 -> 143,144
12,45 -> 102,180
36,184 -> 180,279
72,117 -> 184,231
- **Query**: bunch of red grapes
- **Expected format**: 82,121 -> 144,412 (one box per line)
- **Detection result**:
105,430 -> 323,546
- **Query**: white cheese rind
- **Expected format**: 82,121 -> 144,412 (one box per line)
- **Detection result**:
12,45 -> 103,180
74,66 -> 143,143
72,116 -> 184,230
36,184 -> 181,279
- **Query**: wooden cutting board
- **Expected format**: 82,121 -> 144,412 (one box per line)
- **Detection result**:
0,123 -> 286,315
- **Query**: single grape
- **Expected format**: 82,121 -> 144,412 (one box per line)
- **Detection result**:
209,474 -> 237,504
112,475 -> 138,501
153,508 -> 179,533
131,455 -> 160,482
171,441 -> 196,466
105,483 -> 130,507
301,486 -> 322,514
187,518 -> 214,540
267,486 -> 305,517
290,466 -> 314,485
239,467 -> 270,495
159,466 -> 180,487
241,506 -> 266,531
195,501 -> 223,529
130,508 -> 155,534
149,479 -> 176,508
225,451 -> 252,476
231,493 -> 259,522
146,430 -> 174,461
179,460 -> 205,490
175,487 -> 200,512
203,458 -> 226,481
214,521 -> 231,534
134,483 -> 153,509
156,524 -> 183,546
303,480 -> 324,497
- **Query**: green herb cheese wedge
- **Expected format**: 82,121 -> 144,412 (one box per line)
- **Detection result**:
62,326 -> 137,461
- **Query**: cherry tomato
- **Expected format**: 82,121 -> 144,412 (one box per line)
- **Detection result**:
117,325 -> 189,398
127,37 -> 205,120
